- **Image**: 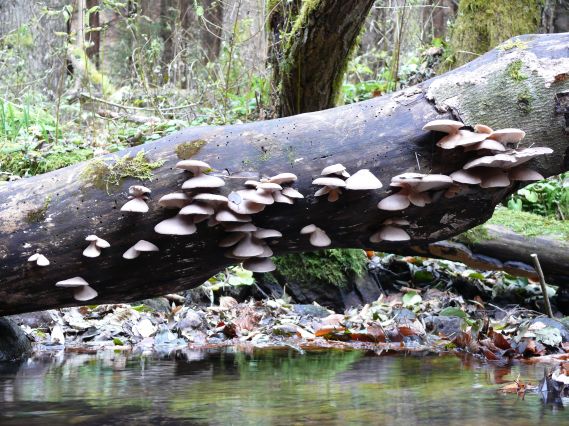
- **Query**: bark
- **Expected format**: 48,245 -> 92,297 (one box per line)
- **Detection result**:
0,0 -> 68,97
410,227 -> 569,285
0,33 -> 569,315
272,0 -> 375,117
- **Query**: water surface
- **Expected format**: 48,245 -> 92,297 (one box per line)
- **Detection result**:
0,349 -> 567,425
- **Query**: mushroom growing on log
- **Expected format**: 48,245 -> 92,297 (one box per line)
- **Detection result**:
1,33 -> 569,315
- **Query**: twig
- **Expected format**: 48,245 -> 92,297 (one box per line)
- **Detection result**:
530,253 -> 554,318
80,93 -> 197,112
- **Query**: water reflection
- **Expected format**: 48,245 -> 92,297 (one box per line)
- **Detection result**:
0,349 -> 567,425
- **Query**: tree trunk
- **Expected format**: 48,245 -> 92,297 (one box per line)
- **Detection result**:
0,0 -> 68,97
271,0 -> 375,117
0,33 -> 568,316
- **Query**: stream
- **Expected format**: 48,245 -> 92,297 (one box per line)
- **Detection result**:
1,349 -> 567,425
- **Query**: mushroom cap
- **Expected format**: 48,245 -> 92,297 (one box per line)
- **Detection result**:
223,223 -> 258,232
215,209 -> 251,222
129,185 -> 151,196
257,245 -> 274,258
377,193 -> 411,211
257,182 -> 282,191
193,193 -> 229,204
232,234 -> 265,257
122,246 -> 140,259
182,174 -> 225,189
28,253 -> 40,262
240,189 -> 274,205
345,169 -> 383,190
392,174 -> 453,192
436,130 -> 488,149
309,228 -> 331,247
179,203 -> 215,216
158,193 -> 192,209
488,128 -> 526,143
35,254 -> 50,266
244,180 -> 261,188
56,276 -> 89,288
408,191 -> 431,207
369,225 -> 411,242
83,243 -> 102,258
95,237 -> 110,249
474,124 -> 493,134
154,215 -> 197,235
450,169 -> 482,185
281,187 -> 304,198
478,168 -> 511,188
133,240 -> 159,252
74,285 -> 98,301
463,147 -> 553,170
228,198 -> 266,214
508,167 -> 544,181
272,191 -> 294,204
300,224 -> 317,234
465,139 -> 506,152
85,234 -> 99,242
253,228 -> 282,239
314,187 -> 330,197
121,197 -> 149,213
218,233 -> 246,247
176,160 -> 211,173
422,119 -> 464,134
321,164 -> 350,177
243,257 -> 276,273
312,177 -> 347,188
268,173 -> 297,184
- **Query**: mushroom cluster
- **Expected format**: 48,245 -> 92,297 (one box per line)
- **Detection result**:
378,173 -> 452,211
312,164 -> 382,202
220,224 -> 282,272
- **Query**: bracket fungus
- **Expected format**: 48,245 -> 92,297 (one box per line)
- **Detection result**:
123,240 -> 160,259
177,160 -> 225,190
55,277 -> 98,301
82,235 -> 111,258
121,185 -> 151,213
300,224 -> 331,247
28,253 -> 50,267
378,173 -> 452,211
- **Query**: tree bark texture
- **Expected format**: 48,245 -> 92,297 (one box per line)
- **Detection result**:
272,0 -> 375,117
1,33 -> 568,315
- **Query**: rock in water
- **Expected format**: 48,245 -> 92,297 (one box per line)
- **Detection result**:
0,318 -> 32,361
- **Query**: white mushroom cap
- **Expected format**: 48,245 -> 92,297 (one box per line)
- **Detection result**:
474,124 -> 493,134
377,193 -> 411,211
392,173 -> 452,192
28,253 -> 50,266
345,169 -> 383,190
309,228 -> 331,247
479,168 -> 511,188
300,224 -> 317,234
422,119 -> 464,134
281,187 -> 304,198
312,177 -> 347,188
240,189 -> 274,205
193,193 -> 229,204
122,246 -> 140,259
257,245 -> 274,258
218,233 -> 246,247
369,226 -> 410,242
408,191 -> 431,207
74,285 -> 98,301
215,209 -> 251,223
488,128 -> 526,143
272,191 -> 294,204
154,215 -> 197,235
257,182 -> 282,191
176,160 -> 211,174
228,198 -> 266,215
182,174 -> 225,189
450,169 -> 482,185
232,234 -> 265,257
179,204 -> 215,216
224,223 -> 258,232
268,173 -> 297,184
253,228 -> 283,239
508,167 -> 544,181
158,193 -> 192,209
436,130 -> 488,149
463,147 -> 553,170
121,197 -> 149,213
321,164 -> 350,177
133,240 -> 159,252
56,277 -> 89,288
465,139 -> 506,152
83,235 -> 110,258
129,185 -> 151,197
243,257 -> 276,273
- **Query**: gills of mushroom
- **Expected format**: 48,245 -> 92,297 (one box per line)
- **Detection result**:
312,177 -> 346,202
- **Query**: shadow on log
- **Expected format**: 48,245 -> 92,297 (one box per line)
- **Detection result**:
1,33 -> 569,315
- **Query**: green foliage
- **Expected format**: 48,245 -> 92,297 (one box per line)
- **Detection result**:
273,249 -> 367,288
506,173 -> 569,220
489,206 -> 569,240
506,60 -> 527,82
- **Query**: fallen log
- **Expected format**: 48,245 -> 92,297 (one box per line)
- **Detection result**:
1,33 -> 569,315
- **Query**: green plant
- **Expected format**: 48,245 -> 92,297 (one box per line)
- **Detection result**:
506,173 -> 569,219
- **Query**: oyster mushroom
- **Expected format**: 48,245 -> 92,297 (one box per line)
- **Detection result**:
370,218 -> 411,243
176,160 -> 225,190
158,193 -> 192,209
300,224 -> 331,247
345,169 -> 383,190
378,173 -> 452,210
55,277 -> 97,301
28,253 -> 50,267
243,257 -> 276,273
154,214 -> 197,235
312,177 -> 346,202
123,240 -> 159,259
321,164 -> 350,178
83,235 -> 111,258
463,147 -> 553,170
121,185 -> 151,213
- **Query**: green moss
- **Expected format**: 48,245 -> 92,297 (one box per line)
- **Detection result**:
448,0 -> 541,68
25,195 -> 52,223
81,150 -> 164,192
175,139 -> 206,160
497,39 -> 528,51
507,60 -> 527,82
487,207 -> 569,240
273,249 -> 368,288
455,225 -> 493,245
516,88 -> 533,114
